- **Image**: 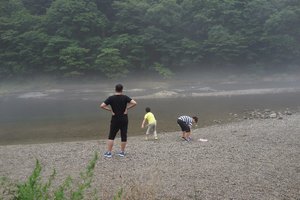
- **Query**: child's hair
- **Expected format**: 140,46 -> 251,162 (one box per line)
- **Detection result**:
192,116 -> 198,123
145,107 -> 151,112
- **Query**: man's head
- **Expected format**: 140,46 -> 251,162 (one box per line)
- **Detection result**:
145,107 -> 151,112
115,84 -> 123,93
192,116 -> 198,123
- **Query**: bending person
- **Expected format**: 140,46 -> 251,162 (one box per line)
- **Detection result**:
177,115 -> 198,141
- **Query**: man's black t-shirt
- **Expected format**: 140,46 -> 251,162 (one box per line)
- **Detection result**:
104,94 -> 132,117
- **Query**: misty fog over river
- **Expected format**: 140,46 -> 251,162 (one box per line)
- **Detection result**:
1,73 -> 300,145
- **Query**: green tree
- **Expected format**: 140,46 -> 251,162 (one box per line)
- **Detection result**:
203,25 -> 247,64
101,34 -> 146,70
43,0 -> 108,76
95,48 -> 128,78
263,6 -> 300,64
45,0 -> 107,39
15,30 -> 49,73
0,0 -> 45,76
21,0 -> 53,15
59,45 -> 90,76
1,0 -> 300,78
42,36 -> 74,73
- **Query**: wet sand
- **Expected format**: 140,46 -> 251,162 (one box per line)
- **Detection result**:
1,113 -> 299,199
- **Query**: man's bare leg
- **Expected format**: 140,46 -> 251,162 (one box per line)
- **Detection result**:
121,142 -> 127,152
107,139 -> 114,152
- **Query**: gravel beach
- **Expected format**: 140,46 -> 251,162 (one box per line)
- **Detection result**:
1,114 -> 300,199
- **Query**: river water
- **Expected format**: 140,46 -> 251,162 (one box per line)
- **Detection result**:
1,74 -> 300,145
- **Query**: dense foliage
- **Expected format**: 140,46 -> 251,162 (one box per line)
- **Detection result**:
1,0 -> 299,78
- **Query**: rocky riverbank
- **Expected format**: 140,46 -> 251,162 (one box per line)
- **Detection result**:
1,112 -> 300,199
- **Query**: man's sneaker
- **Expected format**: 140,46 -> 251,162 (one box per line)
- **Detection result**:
182,137 -> 191,142
117,151 -> 125,157
104,151 -> 112,158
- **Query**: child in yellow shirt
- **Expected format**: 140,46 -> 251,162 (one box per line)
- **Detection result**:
141,107 -> 158,140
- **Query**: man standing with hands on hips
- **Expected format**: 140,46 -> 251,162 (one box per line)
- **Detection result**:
100,84 -> 137,158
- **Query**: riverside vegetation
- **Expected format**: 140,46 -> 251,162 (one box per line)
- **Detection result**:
1,0 -> 300,79
0,152 -> 124,200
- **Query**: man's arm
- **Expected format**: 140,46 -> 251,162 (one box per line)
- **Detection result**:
128,99 -> 137,109
124,99 -> 137,114
100,102 -> 111,111
100,103 -> 115,115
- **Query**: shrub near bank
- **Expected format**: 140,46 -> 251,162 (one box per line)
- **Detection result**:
1,153 -> 99,200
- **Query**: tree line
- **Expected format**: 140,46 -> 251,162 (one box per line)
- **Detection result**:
1,0 -> 299,79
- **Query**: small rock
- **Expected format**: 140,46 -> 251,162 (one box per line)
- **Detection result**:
270,113 -> 277,118
285,111 -> 292,115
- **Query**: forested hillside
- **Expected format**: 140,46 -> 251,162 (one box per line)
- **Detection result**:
1,0 -> 299,78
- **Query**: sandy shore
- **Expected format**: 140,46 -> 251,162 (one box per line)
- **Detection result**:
1,114 -> 300,199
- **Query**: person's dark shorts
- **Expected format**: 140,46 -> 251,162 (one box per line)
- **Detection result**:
109,115 -> 128,142
177,119 -> 190,132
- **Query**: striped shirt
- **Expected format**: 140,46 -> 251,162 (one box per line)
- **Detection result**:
178,116 -> 193,127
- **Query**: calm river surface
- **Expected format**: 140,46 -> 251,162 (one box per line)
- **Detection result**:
1,74 -> 300,145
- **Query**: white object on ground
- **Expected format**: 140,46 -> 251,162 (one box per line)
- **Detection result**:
198,138 -> 208,142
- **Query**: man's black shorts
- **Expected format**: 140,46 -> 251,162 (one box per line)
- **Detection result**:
109,115 -> 128,142
177,119 -> 190,132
